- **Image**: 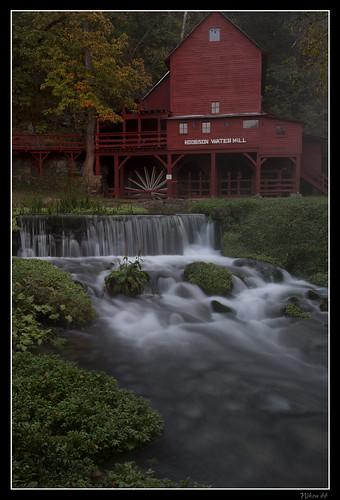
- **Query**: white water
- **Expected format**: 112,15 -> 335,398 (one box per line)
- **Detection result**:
16,215 -> 328,488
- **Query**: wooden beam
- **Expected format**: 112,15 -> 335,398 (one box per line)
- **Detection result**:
210,152 -> 217,197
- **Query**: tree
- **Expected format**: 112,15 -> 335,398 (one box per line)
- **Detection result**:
13,12 -> 151,185
288,12 -> 328,96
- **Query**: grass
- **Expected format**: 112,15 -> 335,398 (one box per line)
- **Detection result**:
191,196 -> 328,285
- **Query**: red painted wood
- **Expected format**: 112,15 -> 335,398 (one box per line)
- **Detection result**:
168,13 -> 263,117
142,72 -> 170,111
12,134 -> 85,152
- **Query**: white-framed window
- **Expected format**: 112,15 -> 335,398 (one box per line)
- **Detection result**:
209,28 -> 220,42
211,101 -> 220,114
202,122 -> 211,133
179,123 -> 188,134
243,119 -> 259,129
276,124 -> 286,136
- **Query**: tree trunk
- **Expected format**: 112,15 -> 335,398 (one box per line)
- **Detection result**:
180,11 -> 187,41
81,115 -> 96,187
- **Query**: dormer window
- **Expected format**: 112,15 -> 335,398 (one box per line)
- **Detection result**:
209,28 -> 220,42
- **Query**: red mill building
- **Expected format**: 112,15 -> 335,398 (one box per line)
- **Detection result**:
13,12 -> 327,198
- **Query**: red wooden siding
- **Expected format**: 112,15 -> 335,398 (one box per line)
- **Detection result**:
259,117 -> 302,156
142,72 -> 170,111
301,137 -> 323,175
169,12 -> 263,116
166,115 -> 302,155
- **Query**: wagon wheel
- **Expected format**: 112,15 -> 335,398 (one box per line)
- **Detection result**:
125,166 -> 167,199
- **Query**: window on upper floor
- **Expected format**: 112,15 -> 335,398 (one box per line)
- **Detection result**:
243,119 -> 259,128
202,122 -> 211,133
211,101 -> 220,114
179,123 -> 188,134
276,124 -> 286,136
209,28 -> 220,42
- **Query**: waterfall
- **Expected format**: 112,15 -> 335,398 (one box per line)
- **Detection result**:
15,214 -> 217,257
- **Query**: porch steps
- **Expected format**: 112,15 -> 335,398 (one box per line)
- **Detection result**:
301,171 -> 328,195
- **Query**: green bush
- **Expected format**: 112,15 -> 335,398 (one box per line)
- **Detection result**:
96,461 -> 201,488
12,258 -> 95,330
192,197 -> 328,283
12,292 -> 56,351
12,351 -> 164,488
183,261 -> 233,296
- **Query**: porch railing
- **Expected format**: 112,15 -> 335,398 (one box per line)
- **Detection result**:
12,134 -> 85,152
95,130 -> 167,151
260,178 -> 296,196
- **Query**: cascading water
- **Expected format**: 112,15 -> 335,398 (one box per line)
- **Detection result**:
14,214 -> 328,488
15,214 -> 217,257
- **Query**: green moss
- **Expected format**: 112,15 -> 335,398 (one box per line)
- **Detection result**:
284,302 -> 311,319
183,261 -> 233,296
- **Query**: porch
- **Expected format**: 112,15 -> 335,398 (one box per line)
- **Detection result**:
102,152 -> 300,199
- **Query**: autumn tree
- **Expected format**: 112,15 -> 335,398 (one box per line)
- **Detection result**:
12,12 -> 151,185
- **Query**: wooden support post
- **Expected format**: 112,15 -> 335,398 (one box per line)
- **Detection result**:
70,152 -> 74,180
31,152 -> 49,178
114,155 -> 120,199
294,155 -> 301,193
38,153 -> 43,178
255,157 -> 261,195
166,153 -> 173,198
210,153 -> 217,197
64,151 -> 82,180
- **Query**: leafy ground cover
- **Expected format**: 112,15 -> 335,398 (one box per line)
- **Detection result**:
12,258 -> 95,351
12,351 -> 175,488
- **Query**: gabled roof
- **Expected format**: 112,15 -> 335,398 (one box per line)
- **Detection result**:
142,11 -> 268,106
165,11 -> 266,67
142,71 -> 169,103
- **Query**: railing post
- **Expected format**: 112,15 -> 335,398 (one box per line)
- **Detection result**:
210,152 -> 217,197
295,155 -> 301,193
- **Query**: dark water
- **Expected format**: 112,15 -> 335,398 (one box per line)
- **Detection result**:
16,215 -> 328,488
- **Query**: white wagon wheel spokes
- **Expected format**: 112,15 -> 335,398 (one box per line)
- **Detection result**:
125,166 -> 167,198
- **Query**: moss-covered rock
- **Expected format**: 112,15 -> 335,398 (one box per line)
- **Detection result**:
183,261 -> 233,296
284,298 -> 311,319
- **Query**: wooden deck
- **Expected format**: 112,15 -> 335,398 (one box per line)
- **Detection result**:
12,134 -> 85,152
95,130 -> 167,152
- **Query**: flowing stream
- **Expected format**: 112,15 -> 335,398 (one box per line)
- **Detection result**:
15,214 -> 328,488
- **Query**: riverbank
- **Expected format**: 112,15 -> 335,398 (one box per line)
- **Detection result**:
191,197 -> 328,286
12,175 -> 328,285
